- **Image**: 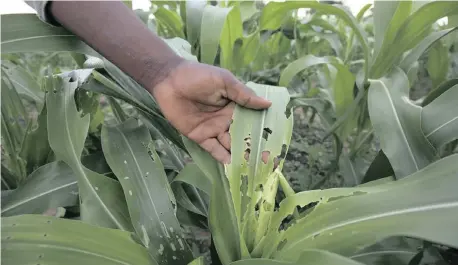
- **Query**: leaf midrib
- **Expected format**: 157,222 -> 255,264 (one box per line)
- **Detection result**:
1,35 -> 75,45
1,181 -> 77,213
378,80 -> 418,170
61,90 -> 126,230
282,201 -> 458,253
115,126 -> 161,221
425,115 -> 458,138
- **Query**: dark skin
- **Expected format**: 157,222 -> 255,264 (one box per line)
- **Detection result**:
49,1 -> 271,164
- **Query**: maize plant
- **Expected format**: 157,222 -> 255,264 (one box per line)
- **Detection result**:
2,0 -> 458,265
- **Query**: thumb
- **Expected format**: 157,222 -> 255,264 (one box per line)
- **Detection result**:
222,72 -> 272,110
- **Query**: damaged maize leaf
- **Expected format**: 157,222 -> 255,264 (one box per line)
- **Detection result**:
184,82 -> 294,264
260,154 -> 458,262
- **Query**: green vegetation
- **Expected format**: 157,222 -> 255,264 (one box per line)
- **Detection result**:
1,1 -> 458,265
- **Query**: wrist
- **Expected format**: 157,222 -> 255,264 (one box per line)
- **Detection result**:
138,53 -> 185,94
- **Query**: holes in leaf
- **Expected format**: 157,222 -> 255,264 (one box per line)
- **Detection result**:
147,148 -> 155,162
240,175 -> 248,194
279,214 -> 294,232
277,239 -> 288,251
327,191 -> 367,202
285,107 -> 292,118
261,151 -> 270,164
244,137 -> 251,148
244,148 -> 251,161
255,184 -> 264,192
262,127 -> 272,141
254,202 -> 260,212
273,144 -> 288,171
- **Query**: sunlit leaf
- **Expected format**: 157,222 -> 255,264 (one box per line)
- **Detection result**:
154,7 -> 185,38
200,5 -> 232,64
370,1 -> 458,78
262,154 -> 458,261
185,0 -> 207,50
373,1 -> 412,59
260,0 -> 369,81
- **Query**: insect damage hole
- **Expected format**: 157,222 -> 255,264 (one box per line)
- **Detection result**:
262,127 -> 272,141
261,151 -> 270,164
273,144 -> 288,171
244,147 -> 251,161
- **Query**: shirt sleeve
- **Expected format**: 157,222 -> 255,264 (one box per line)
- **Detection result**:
24,1 -> 61,26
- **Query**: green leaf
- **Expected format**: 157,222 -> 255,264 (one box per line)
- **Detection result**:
200,5 -> 232,65
185,0 -> 207,50
45,74 -> 134,231
101,118 -> 194,265
262,154 -> 458,261
1,61 -> 44,106
399,28 -> 457,73
373,1 -> 412,59
367,67 -> 437,179
19,102 -> 52,175
182,137 -> 242,265
226,82 -> 293,252
171,162 -> 210,216
280,55 -> 354,127
230,259 -> 294,265
426,39 -> 450,88
2,214 -> 155,265
370,1 -> 458,78
338,154 -> 366,187
280,55 -> 344,88
123,0 -> 132,9
296,249 -> 365,265
421,78 -> 458,107
259,0 -> 369,82
230,249 -> 365,264
1,71 -> 28,181
154,7 -> 185,38
67,68 -> 186,151
220,5 -> 243,71
172,163 -> 211,197
188,256 -> 206,265
350,237 -> 425,264
344,3 -> 373,63
0,14 -> 97,56
421,84 -> 458,148
1,161 -> 78,217
238,1 -> 258,22
1,165 -> 17,190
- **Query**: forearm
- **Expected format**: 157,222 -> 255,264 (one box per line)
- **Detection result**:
49,0 -> 183,90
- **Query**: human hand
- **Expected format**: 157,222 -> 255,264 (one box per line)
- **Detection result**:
150,60 -> 272,164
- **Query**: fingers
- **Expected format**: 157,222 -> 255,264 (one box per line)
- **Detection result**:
217,132 -> 231,150
222,71 -> 272,110
200,138 -> 231,164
